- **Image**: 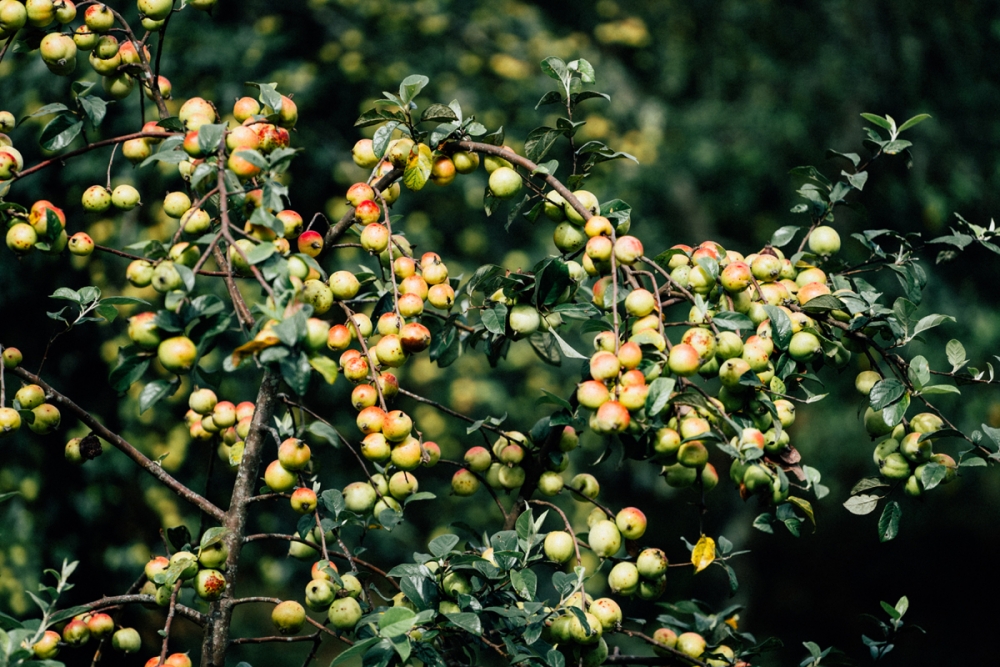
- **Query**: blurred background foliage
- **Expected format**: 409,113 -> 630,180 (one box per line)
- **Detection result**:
2,0 -> 1000,665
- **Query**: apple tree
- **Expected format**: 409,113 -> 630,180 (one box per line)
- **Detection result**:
1,3 -> 998,667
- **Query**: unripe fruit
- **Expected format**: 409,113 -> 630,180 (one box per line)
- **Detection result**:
16,384 -> 46,410
588,520 -> 622,558
112,184 -> 141,210
676,632 -> 706,659
900,431 -> 932,463
272,600 -> 306,634
87,612 -> 115,638
589,598 -> 623,631
570,473 -> 600,499
6,223 -> 37,254
264,460 -> 297,492
198,541 -> 228,569
302,280 -> 334,314
278,437 -> 311,470
607,561 -> 639,595
615,507 -> 646,540
112,627 -> 142,653
127,259 -> 155,287
911,412 -> 944,434
68,232 -> 94,256
489,166 -> 522,198
343,481 -> 377,513
808,225 -> 841,255
128,312 -> 162,350
157,336 -> 197,374
33,630 -> 61,659
290,487 -> 318,514
538,471 -> 564,496
569,612 -> 603,645
498,464 -> 526,489
636,548 -> 668,578
195,568 -> 227,600
788,330 -> 822,361
29,403 -> 61,434
82,185 -> 112,211
593,400 -> 630,434
544,530 -> 575,563
668,343 -> 701,376
328,597 -> 362,630
451,468 -> 480,496
855,370 -> 881,396
351,139 -> 378,168
652,628 -> 678,656
62,618 -> 90,646
614,235 -> 643,265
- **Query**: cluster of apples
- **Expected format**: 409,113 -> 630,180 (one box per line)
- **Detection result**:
350,135 -> 489,195
31,615 -> 145,659
181,387 -> 257,466
856,374 -> 957,495
0,380 -> 62,437
651,627 -> 740,667
1,0 -> 214,96
137,543 -> 229,616
270,560 -> 365,635
0,110 -> 22,181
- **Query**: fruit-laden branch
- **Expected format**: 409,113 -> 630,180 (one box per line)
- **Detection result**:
103,4 -> 169,119
326,167 -> 404,246
80,594 -> 206,626
11,367 -> 225,521
503,427 -> 563,531
212,245 -> 254,328
12,131 -> 181,181
94,243 -> 230,277
223,596 -> 348,642
454,140 -> 593,222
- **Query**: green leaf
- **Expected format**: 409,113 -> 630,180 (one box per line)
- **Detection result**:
245,241 -> 276,265
50,287 -> 82,304
510,569 -> 537,600
139,379 -> 177,413
843,494 -> 880,516
907,355 -> 930,389
420,104 -> 457,122
109,352 -> 151,392
175,264 -> 196,293
399,74 -> 429,104
712,311 -> 754,332
429,534 -> 460,557
946,339 -> 967,372
918,384 -> 959,396
524,126 -> 564,163
645,377 -> 676,417
280,352 -> 313,396
330,637 -> 380,667
535,91 -> 562,109
881,393 -> 910,427
869,379 -> 906,411
200,526 -> 229,550
198,123 -> 227,154
444,612 -> 482,636
877,501 -> 901,542
101,296 -> 151,306
896,114 -> 932,133
549,330 -> 588,360
28,103 -> 70,118
770,225 -> 800,247
79,96 -> 108,128
912,313 -> 955,337
799,294 -> 846,313
540,57 -> 568,83
308,421 -> 341,446
919,462 -> 947,491
481,304 -> 507,335
763,305 -> 793,350
861,113 -> 894,131
40,113 -> 83,151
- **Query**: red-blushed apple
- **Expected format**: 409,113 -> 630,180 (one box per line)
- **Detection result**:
290,487 -> 318,514
278,437 -> 311,470
615,507 -> 647,539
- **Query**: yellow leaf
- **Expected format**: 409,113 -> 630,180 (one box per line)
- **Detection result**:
309,356 -> 340,385
691,535 -> 715,573
786,496 -> 816,530
230,334 -> 280,366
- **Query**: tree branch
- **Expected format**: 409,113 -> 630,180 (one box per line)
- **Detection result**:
11,367 -> 224,521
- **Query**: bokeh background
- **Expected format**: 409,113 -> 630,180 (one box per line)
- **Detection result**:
2,1 -> 1000,665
